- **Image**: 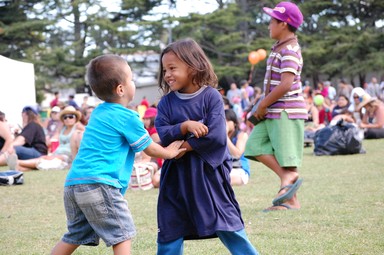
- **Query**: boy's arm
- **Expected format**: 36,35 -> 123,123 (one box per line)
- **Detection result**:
173,140 -> 193,159
144,140 -> 185,160
260,72 -> 295,109
255,72 -> 295,119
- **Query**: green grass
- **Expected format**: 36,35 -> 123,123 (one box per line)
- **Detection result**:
1,139 -> 383,254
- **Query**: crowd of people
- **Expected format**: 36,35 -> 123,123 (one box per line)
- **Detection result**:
0,95 -> 95,171
222,76 -> 384,143
303,77 -> 384,140
2,1 -> 384,254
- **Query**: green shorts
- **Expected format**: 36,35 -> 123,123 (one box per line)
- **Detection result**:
244,111 -> 304,167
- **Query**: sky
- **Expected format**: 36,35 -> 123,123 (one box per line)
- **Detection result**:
102,0 -> 220,18
161,0 -> 219,17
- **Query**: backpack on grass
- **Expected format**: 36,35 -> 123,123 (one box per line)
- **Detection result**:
0,170 -> 24,186
314,119 -> 365,156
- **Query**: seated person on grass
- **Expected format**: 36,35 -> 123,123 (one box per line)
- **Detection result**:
357,96 -> 384,139
12,106 -> 48,161
17,106 -> 84,171
0,111 -> 18,169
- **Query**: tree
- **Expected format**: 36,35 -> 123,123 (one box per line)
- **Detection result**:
168,0 -> 384,88
164,1 -> 272,90
0,0 -> 52,102
1,0 -> 384,99
299,0 -> 384,86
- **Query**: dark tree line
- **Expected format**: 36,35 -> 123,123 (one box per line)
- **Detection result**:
1,0 -> 383,102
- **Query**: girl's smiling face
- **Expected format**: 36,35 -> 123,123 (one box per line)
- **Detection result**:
162,51 -> 196,93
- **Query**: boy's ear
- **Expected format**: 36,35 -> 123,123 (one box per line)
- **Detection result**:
116,84 -> 124,97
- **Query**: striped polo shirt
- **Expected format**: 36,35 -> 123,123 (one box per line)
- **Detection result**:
264,36 -> 308,120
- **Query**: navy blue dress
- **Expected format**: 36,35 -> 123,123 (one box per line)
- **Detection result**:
155,86 -> 244,243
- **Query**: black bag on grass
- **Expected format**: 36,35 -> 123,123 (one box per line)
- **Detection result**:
313,119 -> 365,156
0,170 -> 24,185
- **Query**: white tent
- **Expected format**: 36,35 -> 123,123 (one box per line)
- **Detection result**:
0,55 -> 36,128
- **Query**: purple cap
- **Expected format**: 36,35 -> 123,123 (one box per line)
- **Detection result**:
263,2 -> 303,29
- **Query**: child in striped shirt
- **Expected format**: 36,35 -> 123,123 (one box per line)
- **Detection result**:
245,1 -> 306,211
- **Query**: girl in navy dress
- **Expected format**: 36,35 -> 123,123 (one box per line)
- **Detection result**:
155,38 -> 258,255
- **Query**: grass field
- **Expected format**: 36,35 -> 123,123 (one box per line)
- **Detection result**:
0,139 -> 383,255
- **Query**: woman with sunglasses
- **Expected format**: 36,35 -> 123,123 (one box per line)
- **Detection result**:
17,106 -> 84,171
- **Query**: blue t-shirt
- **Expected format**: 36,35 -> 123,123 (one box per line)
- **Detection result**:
65,102 -> 152,195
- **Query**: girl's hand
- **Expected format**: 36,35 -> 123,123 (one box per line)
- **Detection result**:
187,120 -> 208,138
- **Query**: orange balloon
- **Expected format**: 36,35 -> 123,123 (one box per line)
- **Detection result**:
257,49 -> 267,60
248,51 -> 260,65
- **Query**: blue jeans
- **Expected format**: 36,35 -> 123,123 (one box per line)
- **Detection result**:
157,229 -> 258,255
14,146 -> 43,160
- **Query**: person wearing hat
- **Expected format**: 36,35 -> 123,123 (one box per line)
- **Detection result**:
54,105 -> 84,157
16,106 -> 84,171
245,2 -> 306,211
43,106 -> 63,152
357,96 -> 384,139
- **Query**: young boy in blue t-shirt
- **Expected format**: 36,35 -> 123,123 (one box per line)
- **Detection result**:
51,54 -> 185,255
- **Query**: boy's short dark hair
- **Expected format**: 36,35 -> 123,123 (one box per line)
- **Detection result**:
275,19 -> 297,33
87,54 -> 129,102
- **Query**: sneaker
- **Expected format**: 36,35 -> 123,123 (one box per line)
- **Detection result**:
6,153 -> 18,170
0,170 -> 24,185
13,171 -> 24,185
0,176 -> 9,185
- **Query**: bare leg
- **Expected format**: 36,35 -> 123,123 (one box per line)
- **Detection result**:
230,174 -> 244,186
152,170 -> 161,188
0,152 -> 18,168
50,241 -> 79,255
230,168 -> 248,186
17,158 -> 40,170
255,154 -> 301,209
113,239 -> 131,255
0,154 -> 7,166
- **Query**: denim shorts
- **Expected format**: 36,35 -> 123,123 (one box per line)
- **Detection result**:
62,184 -> 136,247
